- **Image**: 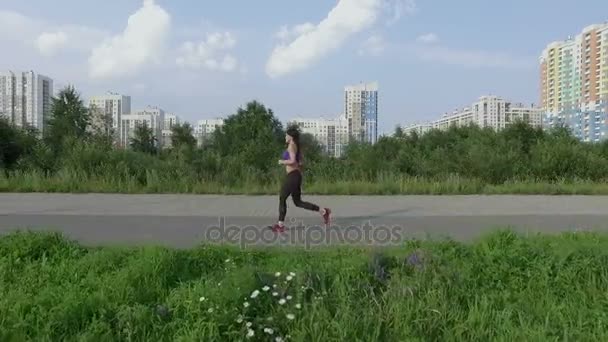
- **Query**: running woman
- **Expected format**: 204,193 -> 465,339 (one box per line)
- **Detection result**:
271,127 -> 330,233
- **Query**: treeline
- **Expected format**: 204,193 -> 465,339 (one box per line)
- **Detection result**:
2,86 -> 608,191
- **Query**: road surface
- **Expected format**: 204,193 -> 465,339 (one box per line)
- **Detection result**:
1,193 -> 607,248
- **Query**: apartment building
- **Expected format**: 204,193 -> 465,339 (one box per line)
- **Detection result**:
541,23 -> 608,142
403,95 -> 542,135
288,115 -> 349,158
0,70 -> 53,133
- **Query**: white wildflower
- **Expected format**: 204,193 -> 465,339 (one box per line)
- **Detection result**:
246,329 -> 255,338
199,296 -> 206,302
246,322 -> 252,327
278,298 -> 286,305
264,327 -> 274,335
243,301 -> 250,308
286,275 -> 293,281
289,272 -> 296,277
207,308 -> 213,313
236,316 -> 243,323
225,258 -> 231,263
262,286 -> 270,292
272,292 -> 278,297
286,295 -> 292,300
275,337 -> 284,342
275,272 -> 281,277
295,303 -> 302,309
251,290 -> 260,299
286,313 -> 295,320
273,284 -> 277,288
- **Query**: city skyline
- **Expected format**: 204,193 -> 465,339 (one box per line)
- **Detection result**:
2,0 -> 607,135
84,81 -> 378,151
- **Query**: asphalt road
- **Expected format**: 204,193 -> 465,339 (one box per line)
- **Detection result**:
1,193 -> 607,248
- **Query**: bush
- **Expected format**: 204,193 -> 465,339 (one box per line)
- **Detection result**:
3,87 -> 608,192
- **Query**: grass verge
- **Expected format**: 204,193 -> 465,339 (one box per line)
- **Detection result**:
2,171 -> 608,195
2,230 -> 608,340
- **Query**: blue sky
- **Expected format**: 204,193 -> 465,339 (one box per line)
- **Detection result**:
1,0 -> 607,134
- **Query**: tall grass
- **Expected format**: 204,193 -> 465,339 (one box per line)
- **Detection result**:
3,170 -> 608,195
2,230 -> 608,340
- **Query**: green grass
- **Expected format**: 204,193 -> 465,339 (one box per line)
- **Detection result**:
3,170 -> 608,195
2,230 -> 608,341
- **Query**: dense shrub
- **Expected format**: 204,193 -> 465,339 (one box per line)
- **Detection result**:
2,87 -> 608,188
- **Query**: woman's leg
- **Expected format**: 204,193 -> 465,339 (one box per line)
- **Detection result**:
278,175 -> 292,226
291,178 -> 319,212
291,171 -> 331,225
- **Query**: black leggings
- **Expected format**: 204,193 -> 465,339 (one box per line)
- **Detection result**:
279,170 -> 319,221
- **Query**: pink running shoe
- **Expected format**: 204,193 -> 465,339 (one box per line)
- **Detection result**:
271,223 -> 285,233
322,208 -> 331,226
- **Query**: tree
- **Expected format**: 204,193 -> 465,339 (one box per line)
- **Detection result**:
405,130 -> 420,146
500,120 -> 545,156
299,132 -> 323,159
130,122 -> 157,154
212,101 -> 284,172
170,122 -> 197,151
0,119 -> 23,171
0,119 -> 41,172
88,104 -> 115,148
394,125 -> 404,138
44,85 -> 90,154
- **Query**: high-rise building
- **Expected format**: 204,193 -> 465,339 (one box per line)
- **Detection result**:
194,118 -> 224,147
161,114 -> 181,148
88,92 -> 131,143
541,23 -> 608,142
164,114 -> 180,130
0,70 -> 53,133
344,82 -> 378,144
288,115 -> 349,158
120,106 -> 165,148
403,95 -> 542,135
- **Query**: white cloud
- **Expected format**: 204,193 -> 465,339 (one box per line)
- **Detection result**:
176,32 -> 239,72
266,0 -> 393,78
0,10 -> 106,56
88,0 -> 171,80
275,23 -> 315,42
61,26 -> 108,51
410,44 -> 534,69
386,0 -> 417,25
416,33 -> 439,44
266,0 -> 413,78
0,10 -> 41,41
358,34 -> 386,56
36,31 -> 68,57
